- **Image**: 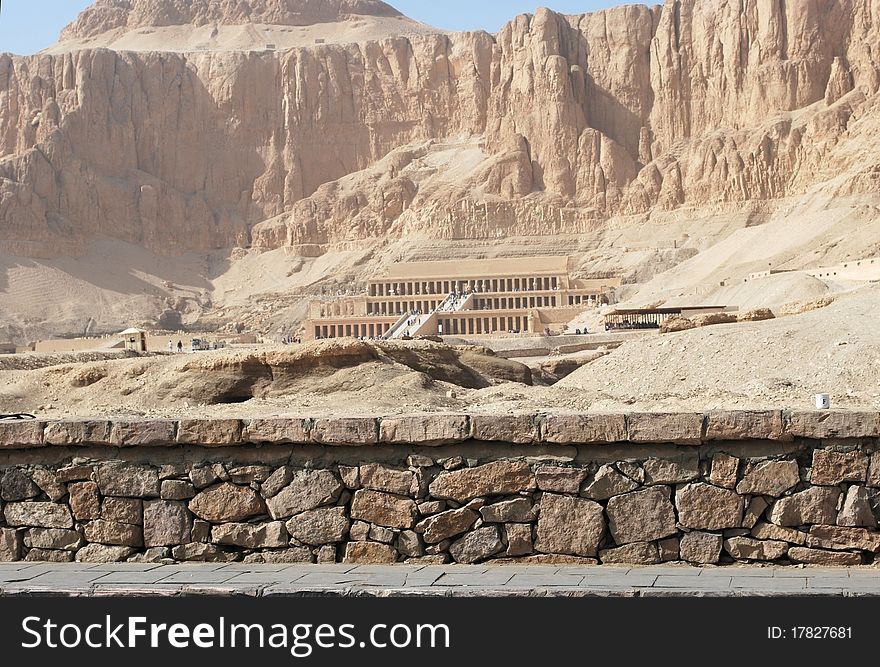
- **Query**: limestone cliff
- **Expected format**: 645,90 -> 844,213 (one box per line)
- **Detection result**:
1,0 -> 880,260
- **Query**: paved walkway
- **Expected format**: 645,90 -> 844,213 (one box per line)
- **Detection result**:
1,563 -> 879,596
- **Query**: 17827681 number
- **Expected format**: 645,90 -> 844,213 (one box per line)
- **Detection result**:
768,627 -> 853,640
792,627 -> 852,639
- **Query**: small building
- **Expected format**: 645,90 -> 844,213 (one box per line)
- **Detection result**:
119,328 -> 147,352
0,342 -> 15,355
603,306 -> 732,331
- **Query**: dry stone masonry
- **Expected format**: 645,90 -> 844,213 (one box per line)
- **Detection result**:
1,411 -> 879,566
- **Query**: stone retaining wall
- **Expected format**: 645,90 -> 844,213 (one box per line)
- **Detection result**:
1,412 -> 879,566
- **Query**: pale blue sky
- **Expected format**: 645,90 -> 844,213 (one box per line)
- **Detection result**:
0,0 -> 643,55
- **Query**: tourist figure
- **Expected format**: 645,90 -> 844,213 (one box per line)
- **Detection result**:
168,341 -> 173,353
177,340 -> 183,353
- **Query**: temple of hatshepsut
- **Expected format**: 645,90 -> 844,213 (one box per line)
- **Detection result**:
305,257 -> 620,340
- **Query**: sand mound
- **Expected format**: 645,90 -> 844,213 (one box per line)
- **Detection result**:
557,285 -> 880,411
0,339 -> 531,418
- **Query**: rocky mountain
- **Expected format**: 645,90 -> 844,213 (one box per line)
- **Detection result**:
1,0 -> 880,341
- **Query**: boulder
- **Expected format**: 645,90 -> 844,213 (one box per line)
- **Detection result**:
265,470 -> 342,519
599,542 -> 660,565
811,450 -> 868,485
534,494 -> 605,557
679,531 -> 722,564
285,507 -> 350,545
675,483 -> 743,530
417,507 -> 478,544
95,463 -> 160,498
607,487 -> 677,544
581,465 -> 638,500
535,466 -> 588,494
428,461 -> 535,502
449,526 -> 504,564
350,490 -> 416,529
143,500 -> 192,547
723,537 -> 788,561
768,487 -> 841,527
4,502 -> 73,529
343,542 -> 397,564
736,460 -> 800,497
211,522 -> 289,548
189,483 -> 264,523
479,498 -> 536,523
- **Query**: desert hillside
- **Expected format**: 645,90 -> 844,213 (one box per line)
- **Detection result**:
1,0 -> 879,344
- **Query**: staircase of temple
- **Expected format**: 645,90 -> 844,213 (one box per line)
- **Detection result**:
384,292 -> 473,339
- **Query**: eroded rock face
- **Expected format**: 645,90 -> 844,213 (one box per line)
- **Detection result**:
3,0 -> 880,269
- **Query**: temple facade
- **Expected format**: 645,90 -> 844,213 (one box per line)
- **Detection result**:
305,257 -> 620,340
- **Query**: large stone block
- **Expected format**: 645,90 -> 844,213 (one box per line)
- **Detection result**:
471,414 -> 538,444
68,482 -> 100,520
868,453 -> 880,488
242,418 -> 310,444
83,520 -> 142,547
837,486 -> 876,528
449,526 -> 504,564
161,479 -> 196,501
751,522 -> 807,545
708,453 -> 739,489
768,487 -> 841,527
806,525 -> 880,552
311,417 -> 377,445
535,494 -> 605,558
350,490 -> 416,529
675,483 -> 743,531
359,464 -> 413,497
736,460 -> 800,497
787,412 -> 880,439
0,528 -> 22,561
24,528 -> 82,551
599,542 -> 660,565
607,487 -> 677,544
540,413 -> 627,444
378,414 -> 469,446
428,461 -> 535,502
788,547 -> 863,565
343,542 -> 397,564
0,469 -> 40,501
581,465 -> 638,500
95,463 -> 160,498
0,421 -> 44,449
705,411 -> 785,440
211,522 -> 288,548
811,450 -> 868,485
742,496 -> 769,529
102,497 -> 143,525
479,497 -> 536,523
109,421 -> 175,447
643,454 -> 700,485
505,524 -> 533,557
189,483 -> 264,523
143,500 -> 192,547
30,469 -> 67,502
176,419 -> 242,446
723,537 -> 788,561
679,531 -> 722,564
626,413 -> 704,444
535,466 -> 588,494
417,507 -> 478,544
43,420 -> 111,446
265,470 -> 342,520
286,507 -> 350,545
4,502 -> 73,529
26,548 -> 74,563
76,544 -> 135,563
261,467 -> 294,498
